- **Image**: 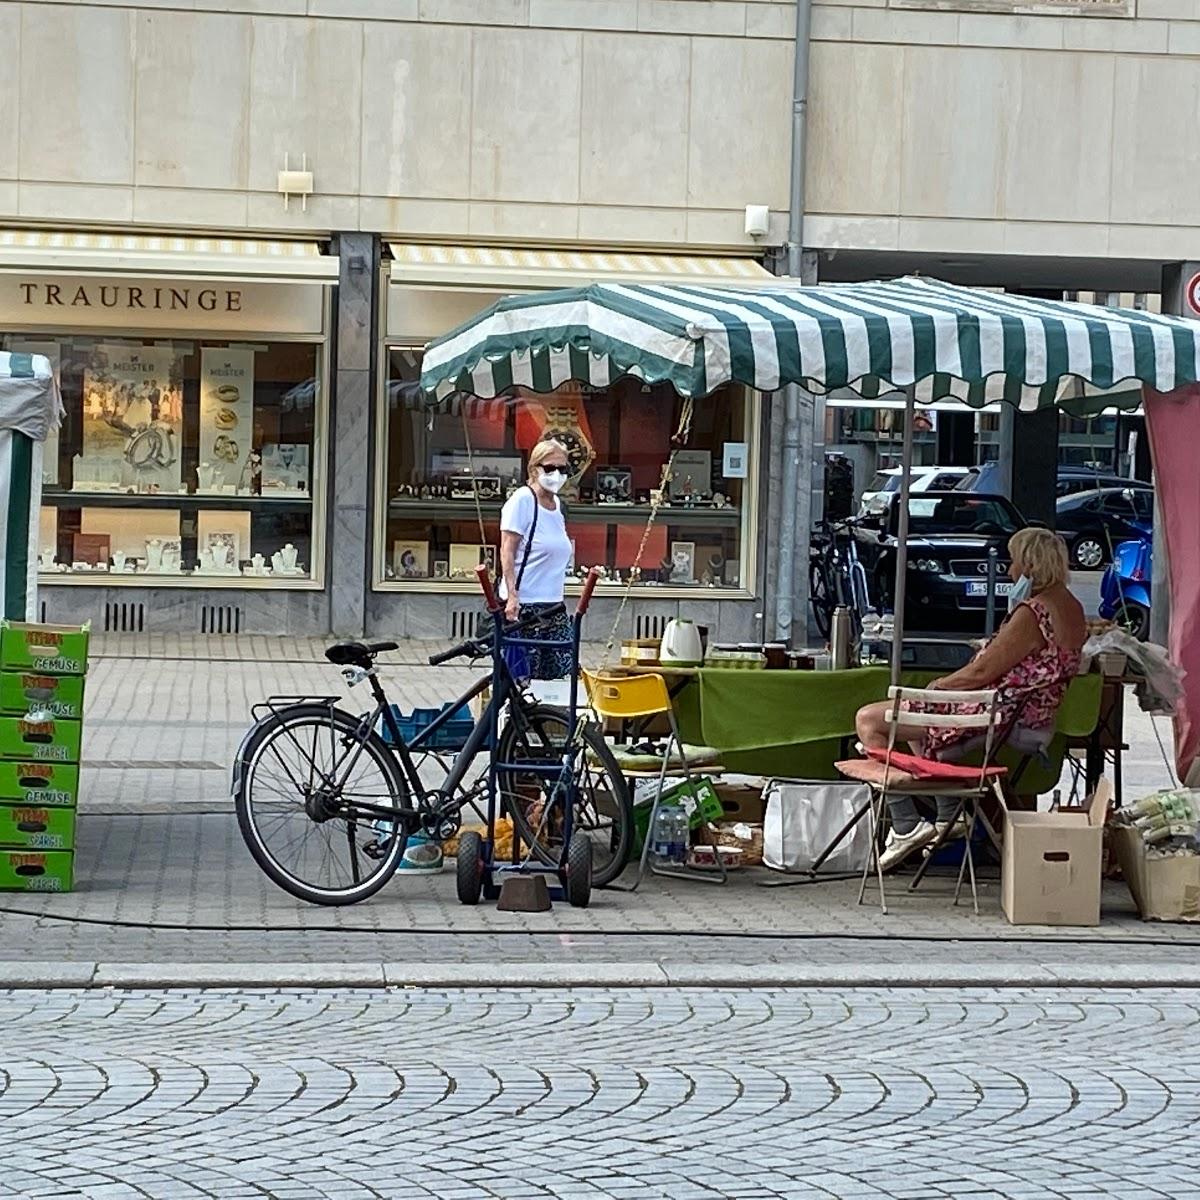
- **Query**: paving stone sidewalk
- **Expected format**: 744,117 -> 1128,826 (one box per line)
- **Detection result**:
2,634 -> 1190,980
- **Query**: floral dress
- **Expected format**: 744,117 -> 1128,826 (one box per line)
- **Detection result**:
919,598 -> 1082,758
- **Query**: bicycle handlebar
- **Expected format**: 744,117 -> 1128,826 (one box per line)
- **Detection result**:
426,603 -> 570,666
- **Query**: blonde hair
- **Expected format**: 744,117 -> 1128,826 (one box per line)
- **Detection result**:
528,438 -> 570,481
1009,527 -> 1070,592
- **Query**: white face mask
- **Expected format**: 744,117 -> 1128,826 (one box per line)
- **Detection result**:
537,468 -> 566,494
1007,573 -> 1032,611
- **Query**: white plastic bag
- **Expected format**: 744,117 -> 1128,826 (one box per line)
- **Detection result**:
762,779 -> 872,874
1084,628 -> 1184,715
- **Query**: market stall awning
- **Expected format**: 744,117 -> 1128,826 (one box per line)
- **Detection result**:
0,229 -> 339,284
388,242 -> 773,292
0,351 -> 62,443
420,276 -> 1200,406
0,351 -> 58,622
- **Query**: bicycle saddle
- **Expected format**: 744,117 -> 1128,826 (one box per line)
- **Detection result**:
325,640 -> 399,667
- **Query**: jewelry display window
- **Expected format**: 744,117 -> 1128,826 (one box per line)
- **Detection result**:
377,347 -> 757,594
8,334 -> 323,585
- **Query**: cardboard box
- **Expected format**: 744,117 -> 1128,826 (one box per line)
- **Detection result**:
0,622 -> 90,676
1112,825 -> 1200,922
0,670 -> 86,719
0,803 -> 75,850
0,716 -> 82,764
0,849 -> 73,892
1002,796 -> 1105,926
633,776 -> 723,850
715,783 -> 766,825
0,761 -> 80,806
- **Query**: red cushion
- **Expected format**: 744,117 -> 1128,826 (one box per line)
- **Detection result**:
865,746 -> 1007,782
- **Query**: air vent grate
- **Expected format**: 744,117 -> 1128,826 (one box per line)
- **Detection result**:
635,614 -> 670,640
104,602 -> 145,633
450,608 -> 479,639
201,605 -> 242,634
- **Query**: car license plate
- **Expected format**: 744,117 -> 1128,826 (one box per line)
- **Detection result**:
965,581 -> 1014,598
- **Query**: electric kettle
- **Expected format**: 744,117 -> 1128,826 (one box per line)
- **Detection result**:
659,618 -> 703,666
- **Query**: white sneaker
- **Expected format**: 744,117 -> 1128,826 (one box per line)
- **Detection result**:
934,817 -> 969,844
879,820 -> 937,872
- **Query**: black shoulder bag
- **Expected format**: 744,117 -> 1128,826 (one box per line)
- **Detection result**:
476,486 -> 538,638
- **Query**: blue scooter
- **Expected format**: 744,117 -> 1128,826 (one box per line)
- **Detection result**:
1099,523 -> 1152,640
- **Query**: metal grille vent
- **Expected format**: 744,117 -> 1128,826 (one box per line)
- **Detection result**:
104,602 -> 145,633
450,608 -> 479,639
635,614 -> 670,640
201,605 -> 242,634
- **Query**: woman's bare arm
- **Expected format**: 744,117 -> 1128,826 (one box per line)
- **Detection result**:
932,605 -> 1045,691
500,530 -> 522,619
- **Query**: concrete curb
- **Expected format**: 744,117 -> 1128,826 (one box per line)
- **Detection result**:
3,961 -> 1200,990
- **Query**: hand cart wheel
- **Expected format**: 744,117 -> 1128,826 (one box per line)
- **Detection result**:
564,831 -> 593,909
456,830 -> 485,906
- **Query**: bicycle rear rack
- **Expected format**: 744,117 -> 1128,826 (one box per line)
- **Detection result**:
250,694 -> 343,723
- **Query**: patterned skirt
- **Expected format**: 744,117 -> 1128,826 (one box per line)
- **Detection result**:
518,603 -> 573,681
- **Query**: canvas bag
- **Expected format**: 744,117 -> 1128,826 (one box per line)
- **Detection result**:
762,778 -> 872,874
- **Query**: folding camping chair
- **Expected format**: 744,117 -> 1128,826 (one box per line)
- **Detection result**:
835,685 -> 1008,915
582,669 -> 728,890
907,721 -> 1054,895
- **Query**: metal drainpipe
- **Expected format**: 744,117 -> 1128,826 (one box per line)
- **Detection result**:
774,0 -> 814,644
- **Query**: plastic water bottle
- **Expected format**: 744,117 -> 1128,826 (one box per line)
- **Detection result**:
650,804 -> 676,864
670,805 -> 689,865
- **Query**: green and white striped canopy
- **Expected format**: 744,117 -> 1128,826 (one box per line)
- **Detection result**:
420,276 -> 1200,408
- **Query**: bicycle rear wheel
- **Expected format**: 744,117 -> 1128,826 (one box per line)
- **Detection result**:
234,704 -> 409,906
498,704 -> 632,888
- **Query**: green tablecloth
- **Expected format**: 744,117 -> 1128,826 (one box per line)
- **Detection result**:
673,667 -> 1103,785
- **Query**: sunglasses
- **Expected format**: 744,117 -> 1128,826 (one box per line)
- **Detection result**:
539,464 -> 569,476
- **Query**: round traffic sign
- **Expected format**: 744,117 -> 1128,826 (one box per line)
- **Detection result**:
1187,271 -> 1200,317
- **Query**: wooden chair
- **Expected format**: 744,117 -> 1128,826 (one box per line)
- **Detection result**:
582,669 -> 727,890
836,686 -> 1008,915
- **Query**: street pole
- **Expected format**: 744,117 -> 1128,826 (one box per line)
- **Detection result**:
773,0 -> 815,645
890,386 -> 916,689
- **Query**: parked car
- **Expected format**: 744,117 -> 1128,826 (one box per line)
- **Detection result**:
858,465 -> 971,516
955,461 -> 1150,498
1099,534 -> 1152,641
1055,485 -> 1154,569
854,492 -> 1026,633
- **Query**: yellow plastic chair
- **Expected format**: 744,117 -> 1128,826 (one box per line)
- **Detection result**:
582,669 -> 727,889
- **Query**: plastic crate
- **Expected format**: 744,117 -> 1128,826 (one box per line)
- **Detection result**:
380,703 -> 475,751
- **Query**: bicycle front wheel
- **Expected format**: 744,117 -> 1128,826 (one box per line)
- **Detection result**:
234,704 -> 409,906
498,705 -> 632,888
810,558 -> 833,639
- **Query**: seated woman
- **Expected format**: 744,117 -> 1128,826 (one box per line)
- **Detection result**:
855,527 -> 1086,872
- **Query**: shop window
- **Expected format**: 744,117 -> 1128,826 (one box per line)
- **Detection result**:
6,334 -> 323,584
378,349 -> 757,593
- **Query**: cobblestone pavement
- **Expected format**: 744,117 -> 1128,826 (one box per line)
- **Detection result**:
3,985 -> 1198,1199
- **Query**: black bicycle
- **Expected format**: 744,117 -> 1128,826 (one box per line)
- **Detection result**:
232,607 -> 633,906
810,518 -> 873,640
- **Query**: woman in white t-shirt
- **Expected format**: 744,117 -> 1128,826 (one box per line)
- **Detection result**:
499,438 -> 574,679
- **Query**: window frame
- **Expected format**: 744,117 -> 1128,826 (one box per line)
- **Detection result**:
16,299 -> 332,591
372,339 -> 764,600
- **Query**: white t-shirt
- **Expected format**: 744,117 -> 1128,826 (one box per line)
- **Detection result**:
499,487 -> 572,604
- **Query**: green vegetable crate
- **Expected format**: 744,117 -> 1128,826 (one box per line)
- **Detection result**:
0,622 -> 88,892
633,775 -> 724,853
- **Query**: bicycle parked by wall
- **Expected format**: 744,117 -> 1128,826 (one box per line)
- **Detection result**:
809,518 -> 873,641
232,573 -> 632,906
